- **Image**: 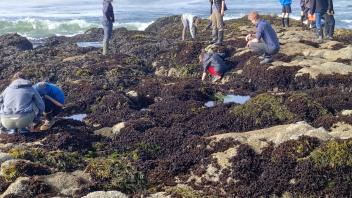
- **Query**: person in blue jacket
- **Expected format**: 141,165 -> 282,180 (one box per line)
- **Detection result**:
102,0 -> 115,55
33,81 -> 65,131
280,0 -> 292,27
311,0 -> 328,43
246,11 -> 280,64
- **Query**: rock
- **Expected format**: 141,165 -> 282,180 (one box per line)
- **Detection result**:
82,191 -> 128,198
41,171 -> 91,196
280,42 -> 315,56
0,33 -> 33,50
296,62 -> 352,79
94,127 -> 113,138
112,122 -> 126,135
303,45 -> 352,61
0,152 -> 12,164
341,110 -> 352,116
319,40 -> 345,49
330,122 -> 352,139
147,192 -> 171,198
0,177 -> 30,198
209,122 -> 331,153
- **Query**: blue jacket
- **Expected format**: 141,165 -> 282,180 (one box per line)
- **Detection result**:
311,0 -> 328,14
0,79 -> 44,116
202,53 -> 230,75
280,0 -> 292,6
33,83 -> 65,105
102,0 -> 115,25
256,19 -> 280,53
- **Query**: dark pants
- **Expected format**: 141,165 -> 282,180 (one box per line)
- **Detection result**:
249,42 -> 279,58
324,14 -> 335,38
103,22 -> 113,41
44,98 -> 62,120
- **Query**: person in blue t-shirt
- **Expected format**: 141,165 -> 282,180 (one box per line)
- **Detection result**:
246,11 -> 280,65
280,0 -> 292,27
33,81 -> 65,131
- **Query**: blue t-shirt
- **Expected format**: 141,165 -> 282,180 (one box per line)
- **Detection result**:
33,83 -> 65,104
256,19 -> 280,53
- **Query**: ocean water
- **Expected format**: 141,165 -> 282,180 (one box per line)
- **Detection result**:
0,0 -> 351,39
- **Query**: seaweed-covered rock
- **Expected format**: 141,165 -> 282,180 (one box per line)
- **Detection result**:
0,33 -> 33,50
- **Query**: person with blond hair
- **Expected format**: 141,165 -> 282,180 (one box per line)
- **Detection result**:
0,72 -> 44,134
102,0 -> 115,55
246,11 -> 280,64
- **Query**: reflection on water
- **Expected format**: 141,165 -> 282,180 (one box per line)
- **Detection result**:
205,95 -> 251,108
76,41 -> 102,48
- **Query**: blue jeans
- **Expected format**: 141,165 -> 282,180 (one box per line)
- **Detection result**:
103,23 -> 113,41
315,12 -> 324,30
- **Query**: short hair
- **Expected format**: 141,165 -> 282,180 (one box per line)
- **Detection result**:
248,11 -> 260,21
12,72 -> 25,80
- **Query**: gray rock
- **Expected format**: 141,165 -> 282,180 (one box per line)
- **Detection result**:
0,177 -> 30,198
0,152 -> 12,165
82,191 -> 128,198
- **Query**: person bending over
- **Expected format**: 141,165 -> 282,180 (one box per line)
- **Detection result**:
33,81 -> 65,131
199,50 -> 230,83
0,72 -> 44,134
181,14 -> 200,41
280,0 -> 292,27
246,11 -> 280,65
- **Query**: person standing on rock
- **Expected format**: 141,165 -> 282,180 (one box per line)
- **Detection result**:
311,0 -> 328,43
199,49 -> 230,82
280,0 -> 292,27
33,81 -> 65,131
210,0 -> 226,45
324,0 -> 335,40
181,14 -> 200,41
246,11 -> 280,65
102,0 -> 115,55
0,72 -> 44,134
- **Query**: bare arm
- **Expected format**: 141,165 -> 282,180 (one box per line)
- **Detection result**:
202,72 -> 207,81
221,0 -> 225,16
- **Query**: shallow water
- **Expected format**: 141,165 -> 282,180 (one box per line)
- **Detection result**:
76,41 -> 102,48
205,95 -> 251,108
65,114 -> 87,121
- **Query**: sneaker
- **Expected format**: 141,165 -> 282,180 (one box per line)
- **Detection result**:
19,128 -> 30,134
260,57 -> 273,65
7,129 -> 16,135
326,36 -> 333,40
259,54 -> 266,60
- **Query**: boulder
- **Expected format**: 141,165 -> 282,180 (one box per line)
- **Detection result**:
112,122 -> 126,135
303,45 -> 352,61
0,152 -> 12,164
296,62 -> 352,79
82,191 -> 128,198
0,33 -> 33,50
0,177 -> 30,198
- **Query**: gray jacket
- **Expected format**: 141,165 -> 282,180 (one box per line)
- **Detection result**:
202,53 -> 229,75
0,79 -> 44,116
102,0 -> 115,25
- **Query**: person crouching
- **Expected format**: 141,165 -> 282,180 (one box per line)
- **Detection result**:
0,72 -> 44,134
33,81 -> 65,131
199,49 -> 229,83
246,11 -> 280,65
181,14 -> 200,41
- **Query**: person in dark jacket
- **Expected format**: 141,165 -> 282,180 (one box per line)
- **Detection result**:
199,50 -> 229,82
324,0 -> 335,40
102,0 -> 115,55
311,0 -> 328,42
0,72 -> 44,134
33,81 -> 65,131
246,11 -> 280,65
280,0 -> 292,27
210,0 -> 226,45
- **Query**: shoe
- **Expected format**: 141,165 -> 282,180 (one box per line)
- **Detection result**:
326,36 -> 333,40
285,18 -> 290,27
19,128 -> 30,134
260,57 -> 273,65
7,129 -> 16,135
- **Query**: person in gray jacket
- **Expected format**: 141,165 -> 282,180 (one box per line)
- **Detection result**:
199,50 -> 230,82
0,72 -> 44,134
102,0 -> 115,55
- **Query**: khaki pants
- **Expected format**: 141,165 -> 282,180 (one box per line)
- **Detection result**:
1,112 -> 35,130
211,10 -> 224,32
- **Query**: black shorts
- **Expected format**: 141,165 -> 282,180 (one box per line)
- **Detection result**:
282,5 -> 292,13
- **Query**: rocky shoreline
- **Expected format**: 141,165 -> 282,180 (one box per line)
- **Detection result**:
0,15 -> 352,197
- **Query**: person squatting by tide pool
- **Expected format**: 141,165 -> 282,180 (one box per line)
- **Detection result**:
102,0 -> 115,55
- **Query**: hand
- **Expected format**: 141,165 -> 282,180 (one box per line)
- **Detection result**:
245,34 -> 252,42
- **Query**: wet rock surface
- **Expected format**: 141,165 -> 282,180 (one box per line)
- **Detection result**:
0,15 -> 352,197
